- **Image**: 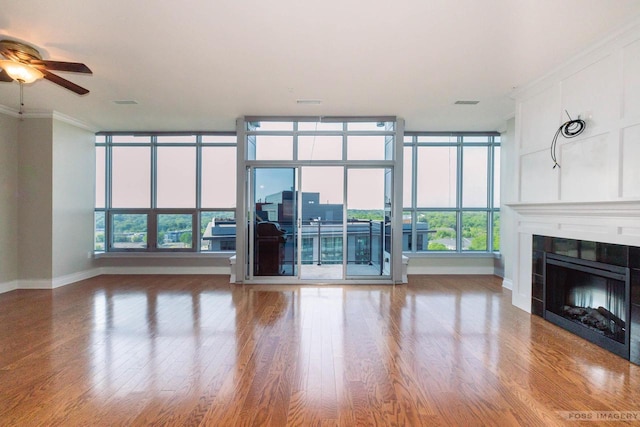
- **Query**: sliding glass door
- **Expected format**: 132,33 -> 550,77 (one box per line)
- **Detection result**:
346,168 -> 392,278
240,117 -> 400,283
299,166 -> 345,280
250,168 -> 297,277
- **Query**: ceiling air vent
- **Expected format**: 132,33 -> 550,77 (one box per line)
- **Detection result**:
454,100 -> 479,105
113,100 -> 139,105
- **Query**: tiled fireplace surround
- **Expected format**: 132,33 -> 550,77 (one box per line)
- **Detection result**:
509,200 -> 640,364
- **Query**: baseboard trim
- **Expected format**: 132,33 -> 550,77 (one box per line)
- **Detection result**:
3,267 -> 235,292
52,269 -> 102,288
0,280 -> 18,294
100,266 -> 231,275
18,279 -> 53,289
502,278 -> 513,290
407,266 -> 496,275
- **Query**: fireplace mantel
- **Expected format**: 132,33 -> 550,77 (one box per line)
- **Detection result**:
506,200 -> 640,314
507,200 -> 640,218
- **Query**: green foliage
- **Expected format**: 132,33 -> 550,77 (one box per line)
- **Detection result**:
469,234 -> 487,251
179,232 -> 192,244
112,214 -> 146,234
417,212 -> 455,250
461,212 -> 487,250
427,242 -> 448,251
418,212 -> 455,228
434,229 -> 455,239
416,211 -> 498,251
131,233 -> 146,243
159,215 -> 190,232
347,210 -> 385,221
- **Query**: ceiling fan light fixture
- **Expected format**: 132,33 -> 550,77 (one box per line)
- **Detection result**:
0,59 -> 43,83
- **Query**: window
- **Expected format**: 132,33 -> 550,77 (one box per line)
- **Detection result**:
156,147 -> 196,208
246,119 -> 395,162
298,135 -> 342,161
200,211 -> 236,252
111,213 -> 148,249
403,133 -> 500,253
94,211 -> 105,251
157,213 -> 193,249
416,146 -> 457,208
201,147 -> 236,208
111,146 -> 151,208
96,133 -> 236,252
347,135 -> 386,160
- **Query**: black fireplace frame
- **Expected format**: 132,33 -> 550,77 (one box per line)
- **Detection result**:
544,252 -> 631,359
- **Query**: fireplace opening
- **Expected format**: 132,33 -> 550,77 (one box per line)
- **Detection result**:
545,253 -> 630,359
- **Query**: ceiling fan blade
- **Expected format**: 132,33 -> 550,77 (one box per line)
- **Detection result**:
30,59 -> 92,74
0,69 -> 13,82
41,69 -> 89,95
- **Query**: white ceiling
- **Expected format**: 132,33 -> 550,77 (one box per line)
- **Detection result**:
1,0 -> 639,132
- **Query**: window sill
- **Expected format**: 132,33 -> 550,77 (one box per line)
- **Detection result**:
94,251 -> 236,259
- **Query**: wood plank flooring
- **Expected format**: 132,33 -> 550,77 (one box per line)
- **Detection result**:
2,274 -> 640,426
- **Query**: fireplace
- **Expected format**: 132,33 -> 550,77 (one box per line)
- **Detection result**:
545,253 -> 630,358
532,235 -> 640,364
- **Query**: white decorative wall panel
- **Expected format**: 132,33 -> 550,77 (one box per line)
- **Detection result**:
621,227 -> 640,237
509,21 -> 640,312
518,220 -> 557,233
519,85 -> 561,153
558,222 -> 612,235
520,150 -> 558,202
622,124 -> 640,198
514,233 -> 533,312
561,55 -> 618,131
623,39 -> 640,120
559,133 -> 610,201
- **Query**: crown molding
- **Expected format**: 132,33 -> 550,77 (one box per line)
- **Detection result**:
25,111 -> 96,132
0,104 -> 97,132
0,104 -> 20,118
51,111 -> 97,133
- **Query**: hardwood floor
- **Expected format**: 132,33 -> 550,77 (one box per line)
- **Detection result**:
1,274 -> 640,426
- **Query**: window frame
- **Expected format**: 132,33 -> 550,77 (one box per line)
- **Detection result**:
96,133 -> 237,253
403,132 -> 500,254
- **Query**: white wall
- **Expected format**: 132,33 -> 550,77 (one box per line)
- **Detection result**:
508,19 -> 640,311
499,117 -> 516,289
17,118 -> 53,283
407,255 -> 496,275
0,113 -> 19,291
52,120 -> 96,283
0,113 -> 101,293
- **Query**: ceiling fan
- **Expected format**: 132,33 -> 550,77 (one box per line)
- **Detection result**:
0,39 -> 92,95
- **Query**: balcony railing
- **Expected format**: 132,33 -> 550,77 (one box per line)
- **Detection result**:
304,219 -> 388,273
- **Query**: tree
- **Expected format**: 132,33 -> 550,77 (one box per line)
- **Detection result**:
347,210 -> 385,221
469,234 -> 487,251
428,242 -> 448,251
180,232 -> 192,245
434,229 -> 455,239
